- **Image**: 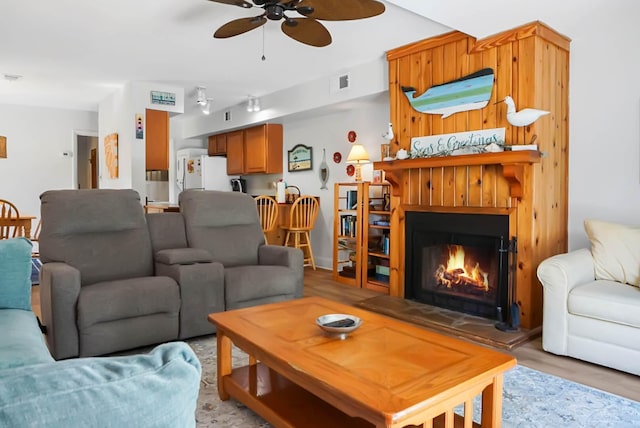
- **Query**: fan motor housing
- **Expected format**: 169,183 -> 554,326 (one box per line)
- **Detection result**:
265,5 -> 284,20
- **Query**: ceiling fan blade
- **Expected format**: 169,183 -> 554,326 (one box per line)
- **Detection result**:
207,0 -> 253,9
214,16 -> 267,38
281,18 -> 331,47
297,0 -> 385,21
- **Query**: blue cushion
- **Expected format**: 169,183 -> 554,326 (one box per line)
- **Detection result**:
0,309 -> 54,370
0,237 -> 33,310
0,342 -> 201,427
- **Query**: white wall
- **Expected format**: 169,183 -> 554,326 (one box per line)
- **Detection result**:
98,82 -> 185,202
388,0 -> 640,249
0,104 -> 97,223
280,94 -> 390,269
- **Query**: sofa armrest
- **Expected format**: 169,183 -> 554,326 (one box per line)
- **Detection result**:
155,260 -> 225,338
259,245 -> 304,297
40,262 -> 81,360
0,342 -> 201,428
155,248 -> 212,265
536,248 -> 595,354
258,245 -> 303,268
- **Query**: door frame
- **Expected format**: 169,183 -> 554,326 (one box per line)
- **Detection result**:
72,129 -> 98,189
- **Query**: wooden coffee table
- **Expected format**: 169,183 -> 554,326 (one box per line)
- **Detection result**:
208,296 -> 516,428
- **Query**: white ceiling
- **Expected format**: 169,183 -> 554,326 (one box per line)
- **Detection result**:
0,0 -> 450,119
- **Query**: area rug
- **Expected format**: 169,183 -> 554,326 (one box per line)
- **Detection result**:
187,336 -> 640,428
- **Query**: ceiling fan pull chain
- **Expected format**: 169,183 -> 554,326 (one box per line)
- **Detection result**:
261,26 -> 266,61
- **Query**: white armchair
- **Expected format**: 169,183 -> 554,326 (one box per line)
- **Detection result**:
537,248 -> 640,375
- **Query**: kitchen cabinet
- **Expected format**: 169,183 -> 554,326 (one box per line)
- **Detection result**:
244,124 -> 283,174
225,124 -> 283,175
225,130 -> 244,175
208,133 -> 227,156
145,109 -> 169,170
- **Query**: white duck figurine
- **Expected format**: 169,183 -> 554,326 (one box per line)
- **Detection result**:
500,96 -> 549,127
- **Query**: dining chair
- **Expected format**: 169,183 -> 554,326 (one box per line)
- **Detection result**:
0,199 -> 21,239
283,195 -> 319,269
255,195 -> 279,245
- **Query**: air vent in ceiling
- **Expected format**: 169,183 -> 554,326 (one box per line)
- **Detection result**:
223,111 -> 232,122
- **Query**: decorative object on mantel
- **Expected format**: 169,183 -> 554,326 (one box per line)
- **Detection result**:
401,68 -> 494,118
0,136 -> 6,158
410,128 -> 506,158
104,133 -> 119,179
319,149 -> 329,190
346,144 -> 370,181
497,96 -> 550,127
347,130 -> 357,143
333,151 -> 342,163
381,143 -> 392,161
382,122 -> 394,140
395,148 -> 409,160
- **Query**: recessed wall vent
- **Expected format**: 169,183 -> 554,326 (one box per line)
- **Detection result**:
223,110 -> 232,122
339,74 -> 349,89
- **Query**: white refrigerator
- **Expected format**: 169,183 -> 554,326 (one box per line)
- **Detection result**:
176,148 -> 237,191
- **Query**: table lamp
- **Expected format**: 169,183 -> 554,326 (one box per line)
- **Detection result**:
347,144 -> 370,181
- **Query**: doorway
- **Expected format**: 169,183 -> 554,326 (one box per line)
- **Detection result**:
74,131 -> 99,189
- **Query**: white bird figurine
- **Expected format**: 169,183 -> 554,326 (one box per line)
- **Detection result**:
382,122 -> 394,140
499,96 -> 549,127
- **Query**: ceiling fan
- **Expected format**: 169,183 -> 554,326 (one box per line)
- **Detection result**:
209,0 -> 385,47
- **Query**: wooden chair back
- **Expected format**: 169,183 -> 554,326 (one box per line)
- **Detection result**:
287,195 -> 319,231
0,199 -> 21,239
255,195 -> 279,243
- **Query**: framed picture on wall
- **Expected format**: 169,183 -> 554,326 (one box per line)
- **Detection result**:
288,144 -> 313,172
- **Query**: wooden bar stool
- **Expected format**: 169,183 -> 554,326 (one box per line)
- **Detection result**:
255,195 -> 278,245
283,195 -> 319,269
0,199 -> 21,239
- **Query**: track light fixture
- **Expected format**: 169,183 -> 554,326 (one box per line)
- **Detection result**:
246,96 -> 261,112
196,86 -> 213,115
196,86 -> 208,106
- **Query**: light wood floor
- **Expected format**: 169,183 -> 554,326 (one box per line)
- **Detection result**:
31,268 -> 640,402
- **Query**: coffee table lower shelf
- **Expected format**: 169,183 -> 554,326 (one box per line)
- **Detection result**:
223,363 -> 479,428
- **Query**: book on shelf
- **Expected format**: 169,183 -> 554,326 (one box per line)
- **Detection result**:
340,214 -> 357,237
346,190 -> 358,210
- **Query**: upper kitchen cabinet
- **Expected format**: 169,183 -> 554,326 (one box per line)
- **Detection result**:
225,130 -> 245,175
208,133 -> 227,156
225,124 -> 283,175
145,109 -> 169,170
244,124 -> 283,174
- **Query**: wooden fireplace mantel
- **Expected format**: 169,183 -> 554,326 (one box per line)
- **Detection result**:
373,150 -> 542,199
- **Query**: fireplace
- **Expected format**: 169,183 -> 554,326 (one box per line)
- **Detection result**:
405,211 -> 514,321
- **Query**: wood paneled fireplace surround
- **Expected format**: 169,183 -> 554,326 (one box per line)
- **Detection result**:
374,22 -> 570,330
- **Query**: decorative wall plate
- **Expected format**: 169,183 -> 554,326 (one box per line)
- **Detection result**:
333,152 -> 342,163
347,130 -> 357,143
346,164 -> 355,176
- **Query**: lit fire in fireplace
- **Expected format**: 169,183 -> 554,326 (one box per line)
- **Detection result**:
434,245 -> 489,292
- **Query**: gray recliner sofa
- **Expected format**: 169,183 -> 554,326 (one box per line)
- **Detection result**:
39,189 -> 223,359
179,190 -> 304,310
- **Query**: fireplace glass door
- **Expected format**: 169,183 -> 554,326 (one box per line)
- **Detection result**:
405,212 -> 511,320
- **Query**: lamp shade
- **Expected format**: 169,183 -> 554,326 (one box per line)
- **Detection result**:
346,144 -> 370,164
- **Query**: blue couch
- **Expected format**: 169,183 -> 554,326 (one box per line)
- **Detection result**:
0,238 -> 202,427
